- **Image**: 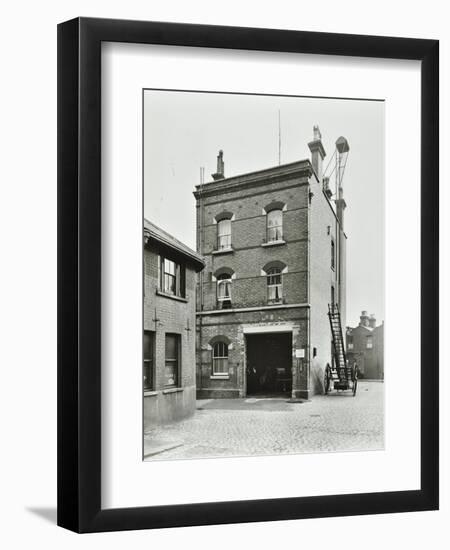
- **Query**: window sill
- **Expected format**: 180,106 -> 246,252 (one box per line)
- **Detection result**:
216,303 -> 233,311
261,240 -> 286,248
144,390 -> 158,397
156,290 -> 188,303
210,374 -> 230,380
162,387 -> 184,394
212,247 -> 234,255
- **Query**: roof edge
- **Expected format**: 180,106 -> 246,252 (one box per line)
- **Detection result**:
144,219 -> 205,271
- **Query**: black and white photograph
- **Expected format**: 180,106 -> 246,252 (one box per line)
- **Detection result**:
142,90 -> 385,460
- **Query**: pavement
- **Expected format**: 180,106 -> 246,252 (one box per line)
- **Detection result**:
143,381 -> 384,460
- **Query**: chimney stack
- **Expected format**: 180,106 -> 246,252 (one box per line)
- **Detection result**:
335,136 -> 349,229
308,125 -> 326,182
212,150 -> 225,181
359,311 -> 370,327
369,314 -> 376,328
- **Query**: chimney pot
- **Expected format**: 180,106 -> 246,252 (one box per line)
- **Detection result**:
360,310 -> 370,327
211,150 -> 225,181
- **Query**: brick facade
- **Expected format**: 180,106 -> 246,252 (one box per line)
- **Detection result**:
143,220 -> 204,430
195,135 -> 347,400
346,312 -> 384,380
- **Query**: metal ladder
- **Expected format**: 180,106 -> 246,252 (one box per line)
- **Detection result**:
328,303 -> 351,382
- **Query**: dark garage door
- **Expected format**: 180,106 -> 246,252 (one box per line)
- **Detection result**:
246,332 -> 292,396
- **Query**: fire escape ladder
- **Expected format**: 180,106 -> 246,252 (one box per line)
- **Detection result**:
328,303 -> 350,382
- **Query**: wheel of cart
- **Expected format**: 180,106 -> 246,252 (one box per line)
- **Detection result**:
324,363 -> 332,395
352,364 -> 358,396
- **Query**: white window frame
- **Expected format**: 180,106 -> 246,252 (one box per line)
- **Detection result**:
217,275 -> 232,303
267,267 -> 283,303
212,341 -> 229,376
217,218 -> 232,250
267,209 -> 283,242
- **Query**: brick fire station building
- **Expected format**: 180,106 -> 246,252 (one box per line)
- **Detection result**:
194,127 -> 348,400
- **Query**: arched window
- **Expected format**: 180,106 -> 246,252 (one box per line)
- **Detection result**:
267,209 -> 283,242
217,273 -> 232,308
217,218 -> 232,250
212,341 -> 229,375
267,267 -> 282,303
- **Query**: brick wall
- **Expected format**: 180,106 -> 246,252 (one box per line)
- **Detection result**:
196,168 -> 312,399
143,243 -> 198,429
346,323 -> 384,380
198,180 -> 309,311
196,307 -> 309,398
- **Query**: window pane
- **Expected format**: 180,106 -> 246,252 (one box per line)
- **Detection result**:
144,331 -> 154,390
268,285 -> 281,301
267,268 -> 282,301
213,342 -> 229,374
218,280 -> 231,299
218,233 -> 231,249
164,362 -> 177,386
165,334 -> 179,387
143,331 -> 154,359
268,209 -> 282,227
218,219 -> 231,235
213,342 -> 228,358
217,219 -> 231,249
267,210 -> 283,241
213,357 -> 228,374
164,259 -> 176,275
217,275 -> 232,300
164,273 -> 176,294
165,334 -> 177,359
143,360 -> 153,390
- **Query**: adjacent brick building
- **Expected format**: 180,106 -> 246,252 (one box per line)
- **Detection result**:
143,220 -> 205,430
346,311 -> 384,380
194,127 -> 348,400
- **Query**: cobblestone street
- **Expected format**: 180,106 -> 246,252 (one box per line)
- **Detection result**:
144,381 -> 384,460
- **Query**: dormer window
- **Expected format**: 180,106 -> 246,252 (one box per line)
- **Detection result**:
267,209 -> 283,242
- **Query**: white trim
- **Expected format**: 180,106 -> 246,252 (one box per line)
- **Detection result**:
261,265 -> 288,275
242,324 -> 294,334
262,202 -> 288,214
196,302 -> 309,315
261,239 -> 286,248
212,247 -> 234,255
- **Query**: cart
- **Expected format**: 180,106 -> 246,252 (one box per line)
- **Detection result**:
324,361 -> 358,396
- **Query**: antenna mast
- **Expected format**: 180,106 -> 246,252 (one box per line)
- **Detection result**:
278,110 -> 281,165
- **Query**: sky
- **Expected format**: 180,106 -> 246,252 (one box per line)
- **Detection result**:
144,90 -> 385,327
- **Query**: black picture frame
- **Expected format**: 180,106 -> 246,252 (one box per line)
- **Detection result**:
57,17 -> 439,533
